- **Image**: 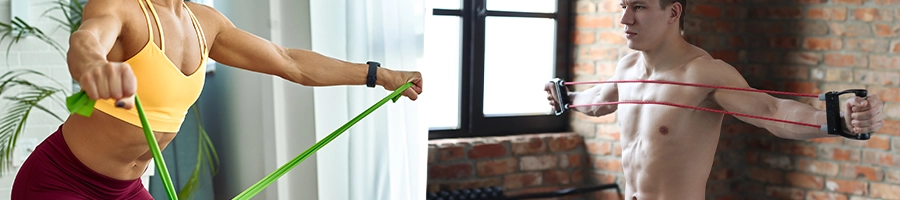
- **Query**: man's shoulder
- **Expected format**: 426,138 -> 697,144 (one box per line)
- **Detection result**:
620,51 -> 641,62
684,51 -> 735,71
617,51 -> 642,69
684,53 -> 745,85
686,56 -> 729,69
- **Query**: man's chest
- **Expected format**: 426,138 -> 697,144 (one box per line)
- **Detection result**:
613,75 -> 723,139
616,79 -> 712,105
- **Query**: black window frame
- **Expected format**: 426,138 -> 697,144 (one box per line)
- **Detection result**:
429,0 -> 572,140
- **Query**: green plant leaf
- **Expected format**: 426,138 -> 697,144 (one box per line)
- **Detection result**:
0,102 -> 30,171
202,129 -> 220,175
1,16 -> 67,60
177,105 -> 220,199
197,106 -> 219,175
41,0 -> 84,35
30,100 -> 64,122
0,70 -> 68,96
0,70 -> 67,174
0,88 -> 57,173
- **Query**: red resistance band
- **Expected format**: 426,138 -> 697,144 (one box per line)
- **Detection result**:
548,79 -> 870,140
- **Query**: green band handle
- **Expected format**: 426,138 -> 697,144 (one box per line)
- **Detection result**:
231,82 -> 414,200
66,92 -> 179,200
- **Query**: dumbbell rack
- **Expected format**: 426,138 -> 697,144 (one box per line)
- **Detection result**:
426,183 -> 620,200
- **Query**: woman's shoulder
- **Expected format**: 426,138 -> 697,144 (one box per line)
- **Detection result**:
184,2 -> 228,23
184,1 -> 233,33
82,0 -> 128,18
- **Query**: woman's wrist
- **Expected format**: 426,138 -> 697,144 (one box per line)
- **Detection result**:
375,67 -> 393,86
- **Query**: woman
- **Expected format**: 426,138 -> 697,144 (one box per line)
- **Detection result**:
11,0 -> 423,199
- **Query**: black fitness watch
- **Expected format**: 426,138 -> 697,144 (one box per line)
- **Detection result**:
366,61 -> 380,88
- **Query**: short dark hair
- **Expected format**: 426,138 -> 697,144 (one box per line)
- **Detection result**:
659,0 -> 687,30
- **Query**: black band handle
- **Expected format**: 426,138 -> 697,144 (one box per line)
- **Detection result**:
550,78 -> 569,116
819,89 -> 870,140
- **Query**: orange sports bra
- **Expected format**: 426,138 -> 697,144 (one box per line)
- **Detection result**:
94,0 -> 208,132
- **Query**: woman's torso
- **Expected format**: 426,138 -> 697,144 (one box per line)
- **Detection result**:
62,0 -> 214,181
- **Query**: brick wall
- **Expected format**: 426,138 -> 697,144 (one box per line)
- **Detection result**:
682,1 -> 770,199
704,0 -> 900,199
571,0 -> 633,199
572,0 -> 900,199
427,133 -> 596,199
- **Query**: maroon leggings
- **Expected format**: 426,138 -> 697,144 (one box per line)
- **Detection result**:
11,126 -> 153,200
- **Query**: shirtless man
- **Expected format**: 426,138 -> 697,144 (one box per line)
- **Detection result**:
12,0 -> 422,199
545,0 -> 885,199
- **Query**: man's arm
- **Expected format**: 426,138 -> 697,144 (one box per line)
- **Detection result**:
567,53 -> 643,116
194,4 -> 422,99
546,54 -> 634,117
708,60 -> 884,140
568,80 -> 619,117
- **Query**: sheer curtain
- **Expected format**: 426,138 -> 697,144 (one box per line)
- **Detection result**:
310,0 -> 426,199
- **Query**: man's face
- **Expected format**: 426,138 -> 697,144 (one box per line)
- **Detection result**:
620,0 -> 673,51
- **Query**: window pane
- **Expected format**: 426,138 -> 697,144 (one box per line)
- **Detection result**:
428,0 -> 461,10
483,17 -> 556,117
487,0 -> 556,13
424,16 -> 462,129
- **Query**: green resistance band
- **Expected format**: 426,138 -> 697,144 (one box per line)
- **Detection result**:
66,82 -> 413,200
66,93 -> 179,200
232,82 -> 414,200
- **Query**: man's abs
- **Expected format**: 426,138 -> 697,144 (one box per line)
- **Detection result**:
61,111 -> 176,180
617,104 -> 723,199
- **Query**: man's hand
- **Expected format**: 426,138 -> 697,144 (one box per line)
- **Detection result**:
383,70 -> 423,101
544,82 -> 564,111
78,62 -> 137,109
845,94 -> 885,134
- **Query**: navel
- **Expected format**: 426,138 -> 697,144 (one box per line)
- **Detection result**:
659,126 -> 669,135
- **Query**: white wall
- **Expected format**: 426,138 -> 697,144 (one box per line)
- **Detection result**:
0,0 -> 74,198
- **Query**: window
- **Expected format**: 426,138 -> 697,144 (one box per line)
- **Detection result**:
425,0 -> 571,139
